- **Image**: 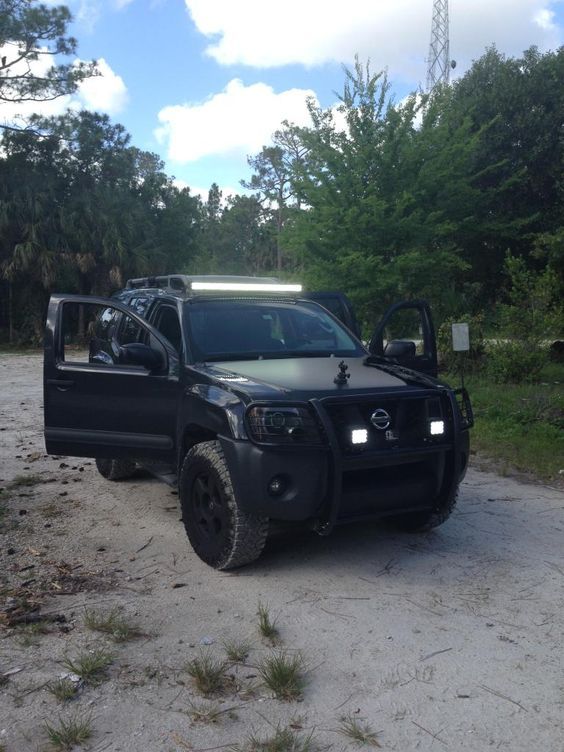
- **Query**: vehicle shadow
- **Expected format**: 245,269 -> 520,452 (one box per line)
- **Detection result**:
240,478 -> 563,590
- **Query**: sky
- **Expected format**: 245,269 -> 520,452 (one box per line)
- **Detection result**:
6,0 -> 564,199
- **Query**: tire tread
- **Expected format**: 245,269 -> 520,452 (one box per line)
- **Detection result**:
180,440 -> 268,570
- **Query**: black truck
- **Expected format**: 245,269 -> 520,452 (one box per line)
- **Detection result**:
43,275 -> 473,569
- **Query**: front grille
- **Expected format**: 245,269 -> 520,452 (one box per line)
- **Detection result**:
324,394 -> 449,455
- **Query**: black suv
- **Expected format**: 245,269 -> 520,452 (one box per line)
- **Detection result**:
44,275 -> 472,569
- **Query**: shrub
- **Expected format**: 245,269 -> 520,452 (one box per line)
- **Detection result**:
437,313 -> 485,374
485,340 -> 547,384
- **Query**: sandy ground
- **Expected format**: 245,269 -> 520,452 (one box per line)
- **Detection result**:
1,353 -> 563,752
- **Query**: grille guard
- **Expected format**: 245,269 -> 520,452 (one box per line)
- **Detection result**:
454,387 -> 474,429
309,386 -> 467,534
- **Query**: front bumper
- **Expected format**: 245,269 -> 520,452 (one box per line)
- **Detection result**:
220,390 -> 470,528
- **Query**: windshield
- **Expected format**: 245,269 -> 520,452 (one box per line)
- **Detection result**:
186,300 -> 365,362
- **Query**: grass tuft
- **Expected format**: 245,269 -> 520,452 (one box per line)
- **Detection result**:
185,650 -> 229,696
43,712 -> 92,750
336,713 -> 381,747
188,700 -> 238,724
258,601 -> 279,643
62,648 -> 113,686
237,724 -> 319,752
258,651 -> 305,701
84,607 -> 142,642
8,474 -> 44,488
222,637 -> 251,663
16,621 -> 49,647
48,678 -> 79,703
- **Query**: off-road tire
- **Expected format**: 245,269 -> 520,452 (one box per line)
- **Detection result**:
179,440 -> 268,570
95,457 -> 137,481
391,489 -> 459,532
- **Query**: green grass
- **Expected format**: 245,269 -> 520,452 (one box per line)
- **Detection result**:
187,700 -> 239,724
0,346 -> 41,356
258,651 -> 305,701
44,712 -> 92,750
62,649 -> 113,686
336,713 -> 381,746
48,678 -> 79,703
84,607 -> 142,642
185,650 -> 229,696
222,637 -> 252,663
16,622 -> 49,647
8,474 -> 44,488
257,601 -> 280,643
237,725 -> 319,752
457,363 -> 563,483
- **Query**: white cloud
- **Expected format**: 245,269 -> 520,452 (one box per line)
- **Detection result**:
185,0 -> 563,80
0,50 -> 128,125
534,8 -> 557,31
156,78 -> 316,164
77,58 -> 128,115
75,0 -> 102,33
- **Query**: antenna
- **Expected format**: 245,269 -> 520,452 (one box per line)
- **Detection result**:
426,0 -> 455,92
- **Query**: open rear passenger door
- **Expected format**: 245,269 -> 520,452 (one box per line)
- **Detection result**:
368,300 -> 438,378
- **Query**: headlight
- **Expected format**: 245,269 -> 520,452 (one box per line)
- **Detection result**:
247,405 -> 323,445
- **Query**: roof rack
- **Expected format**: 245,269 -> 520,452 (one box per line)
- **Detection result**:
125,274 -> 282,293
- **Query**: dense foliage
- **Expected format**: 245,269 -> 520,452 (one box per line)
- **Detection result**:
0,0 -> 562,354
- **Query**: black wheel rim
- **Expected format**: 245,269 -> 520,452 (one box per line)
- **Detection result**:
189,470 -> 229,555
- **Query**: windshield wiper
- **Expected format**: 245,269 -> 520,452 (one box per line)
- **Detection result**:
202,350 -> 351,362
201,353 -> 262,363
260,350 -> 336,359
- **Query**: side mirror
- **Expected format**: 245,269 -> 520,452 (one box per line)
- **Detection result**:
384,339 -> 416,358
120,343 -> 164,372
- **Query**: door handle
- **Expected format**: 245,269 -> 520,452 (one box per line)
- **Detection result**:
47,379 -> 75,391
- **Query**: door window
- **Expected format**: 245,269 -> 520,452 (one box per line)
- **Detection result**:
369,301 -> 438,377
382,308 -> 425,356
59,301 -> 156,367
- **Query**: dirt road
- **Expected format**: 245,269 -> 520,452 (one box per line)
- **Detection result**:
1,353 -> 563,751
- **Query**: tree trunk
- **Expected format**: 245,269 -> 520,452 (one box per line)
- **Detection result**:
276,201 -> 283,271
8,282 -> 13,344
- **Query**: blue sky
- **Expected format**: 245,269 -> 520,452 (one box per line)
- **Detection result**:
15,1 -> 564,199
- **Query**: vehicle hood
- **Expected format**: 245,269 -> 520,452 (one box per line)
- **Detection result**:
190,356 -> 426,402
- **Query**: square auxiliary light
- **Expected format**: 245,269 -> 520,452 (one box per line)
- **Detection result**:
351,428 -> 369,445
430,420 -> 445,436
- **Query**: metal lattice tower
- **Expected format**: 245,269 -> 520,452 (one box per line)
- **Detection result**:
426,0 -> 451,92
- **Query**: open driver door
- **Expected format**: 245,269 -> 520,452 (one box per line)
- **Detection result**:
368,300 -> 438,378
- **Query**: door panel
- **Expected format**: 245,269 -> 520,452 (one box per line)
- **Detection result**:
44,295 -> 180,460
368,301 -> 438,377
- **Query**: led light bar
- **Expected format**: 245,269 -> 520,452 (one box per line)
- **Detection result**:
430,420 -> 445,436
351,428 -> 369,445
191,282 -> 302,293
